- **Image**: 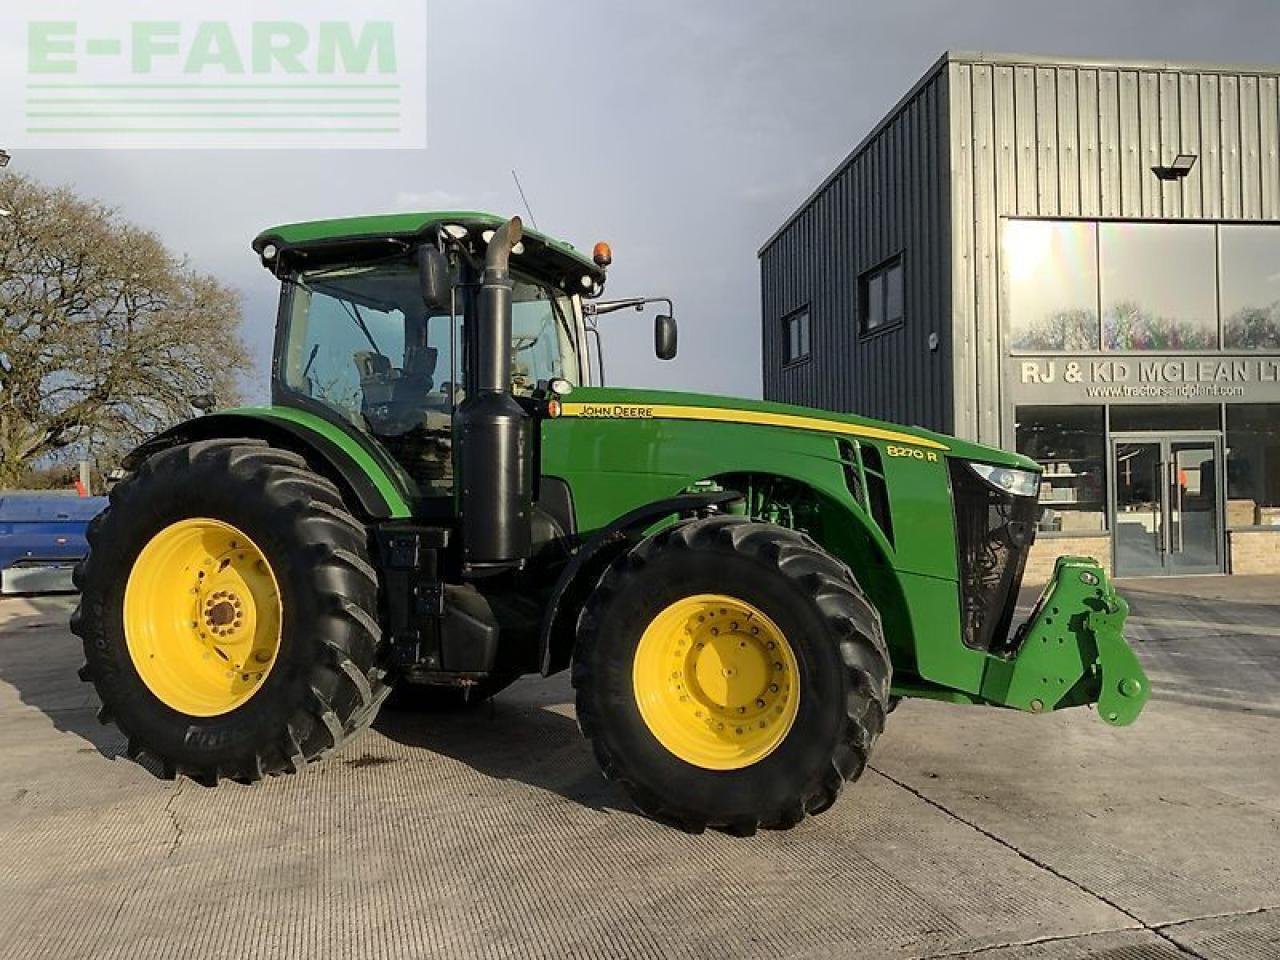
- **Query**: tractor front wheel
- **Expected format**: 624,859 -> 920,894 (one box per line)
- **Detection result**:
72,439 -> 387,784
573,516 -> 891,833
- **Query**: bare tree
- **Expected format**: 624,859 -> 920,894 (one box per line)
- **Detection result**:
0,172 -> 249,487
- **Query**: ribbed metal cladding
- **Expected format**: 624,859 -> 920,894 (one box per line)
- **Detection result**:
761,52 -> 1280,444
948,53 -> 1280,444
759,62 -> 953,432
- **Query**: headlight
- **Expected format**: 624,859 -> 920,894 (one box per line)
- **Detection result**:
966,461 -> 1040,498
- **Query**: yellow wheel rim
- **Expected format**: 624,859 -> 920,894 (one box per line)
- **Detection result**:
632,594 -> 800,770
123,518 -> 282,717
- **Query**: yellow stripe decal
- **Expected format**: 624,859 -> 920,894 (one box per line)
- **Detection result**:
557,402 -> 950,451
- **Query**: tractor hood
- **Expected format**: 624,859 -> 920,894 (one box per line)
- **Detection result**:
556,386 -> 1038,471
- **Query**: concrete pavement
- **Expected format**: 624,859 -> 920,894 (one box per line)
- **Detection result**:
1,579 -> 1277,959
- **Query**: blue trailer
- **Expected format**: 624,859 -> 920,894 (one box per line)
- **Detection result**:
0,493 -> 108,594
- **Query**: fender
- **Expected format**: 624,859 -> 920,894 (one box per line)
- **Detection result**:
538,490 -> 742,676
122,407 -> 415,519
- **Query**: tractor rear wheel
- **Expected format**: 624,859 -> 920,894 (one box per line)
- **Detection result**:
573,516 -> 890,833
72,439 -> 387,784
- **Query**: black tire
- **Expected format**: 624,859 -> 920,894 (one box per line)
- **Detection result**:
71,438 -> 388,784
572,515 -> 890,833
384,673 -> 519,712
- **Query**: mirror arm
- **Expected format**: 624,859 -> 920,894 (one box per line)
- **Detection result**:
585,296 -> 674,318
585,320 -> 606,386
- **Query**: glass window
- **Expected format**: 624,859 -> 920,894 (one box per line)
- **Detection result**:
509,276 -> 579,393
885,262 -> 904,325
866,273 -> 884,330
783,307 -> 810,363
1004,220 -> 1099,351
861,257 -> 903,333
282,261 -> 428,430
1221,225 -> 1280,350
1015,405 -> 1107,533
1109,404 -> 1220,432
1226,405 -> 1280,527
1101,222 -> 1217,350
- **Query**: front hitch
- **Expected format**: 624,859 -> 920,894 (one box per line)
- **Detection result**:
979,556 -> 1150,725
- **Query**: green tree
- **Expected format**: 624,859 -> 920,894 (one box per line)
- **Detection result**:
1103,300 -> 1216,351
1009,308 -> 1099,351
1223,303 -> 1280,350
0,172 -> 249,487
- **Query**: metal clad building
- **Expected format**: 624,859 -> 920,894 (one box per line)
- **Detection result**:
761,51 -> 1280,578
761,65 -> 951,427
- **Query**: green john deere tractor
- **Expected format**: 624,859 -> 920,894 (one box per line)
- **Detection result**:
73,212 -> 1149,833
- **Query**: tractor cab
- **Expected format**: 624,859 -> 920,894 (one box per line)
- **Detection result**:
253,213 -> 604,493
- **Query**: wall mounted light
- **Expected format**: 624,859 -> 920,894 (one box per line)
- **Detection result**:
1151,153 -> 1197,181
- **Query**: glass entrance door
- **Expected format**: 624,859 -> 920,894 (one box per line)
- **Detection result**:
1110,435 -> 1223,576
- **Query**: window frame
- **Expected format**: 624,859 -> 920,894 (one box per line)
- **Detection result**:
859,254 -> 905,338
782,305 -> 812,367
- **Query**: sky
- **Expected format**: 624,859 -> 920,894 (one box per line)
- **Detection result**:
13,0 -> 1280,404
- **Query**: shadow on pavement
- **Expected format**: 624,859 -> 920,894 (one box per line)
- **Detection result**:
372,679 -> 643,821
0,596 -> 128,762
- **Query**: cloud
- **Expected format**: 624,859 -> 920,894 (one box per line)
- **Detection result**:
392,188 -> 499,211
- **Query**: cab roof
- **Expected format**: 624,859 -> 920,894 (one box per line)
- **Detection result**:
252,210 -> 605,285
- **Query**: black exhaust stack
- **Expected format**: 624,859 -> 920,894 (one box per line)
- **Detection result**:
455,216 -> 532,573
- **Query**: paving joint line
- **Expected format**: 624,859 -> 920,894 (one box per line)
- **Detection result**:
1154,903 -> 1280,931
85,780 -> 186,952
869,765 -> 1210,960
163,779 -> 185,858
912,927 -> 1145,959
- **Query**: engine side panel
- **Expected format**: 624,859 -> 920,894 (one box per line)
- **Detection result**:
538,388 -> 992,696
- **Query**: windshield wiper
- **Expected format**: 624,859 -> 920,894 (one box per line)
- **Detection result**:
338,299 -> 382,355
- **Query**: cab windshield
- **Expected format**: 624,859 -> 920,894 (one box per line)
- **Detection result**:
279,257 -> 578,491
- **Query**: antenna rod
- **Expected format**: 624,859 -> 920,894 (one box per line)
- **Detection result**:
511,169 -> 539,231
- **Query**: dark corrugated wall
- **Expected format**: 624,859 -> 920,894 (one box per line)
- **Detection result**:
759,64 -> 953,432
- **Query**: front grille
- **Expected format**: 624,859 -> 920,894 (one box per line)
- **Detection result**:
948,460 -> 1038,653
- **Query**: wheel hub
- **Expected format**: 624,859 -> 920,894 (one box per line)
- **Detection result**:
633,594 -> 799,770
123,518 -> 282,717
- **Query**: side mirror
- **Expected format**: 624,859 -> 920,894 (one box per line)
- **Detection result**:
655,314 -> 677,360
417,245 -> 451,313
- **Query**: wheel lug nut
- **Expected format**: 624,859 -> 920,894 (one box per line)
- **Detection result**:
756,698 -> 766,708
769,684 -> 779,693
